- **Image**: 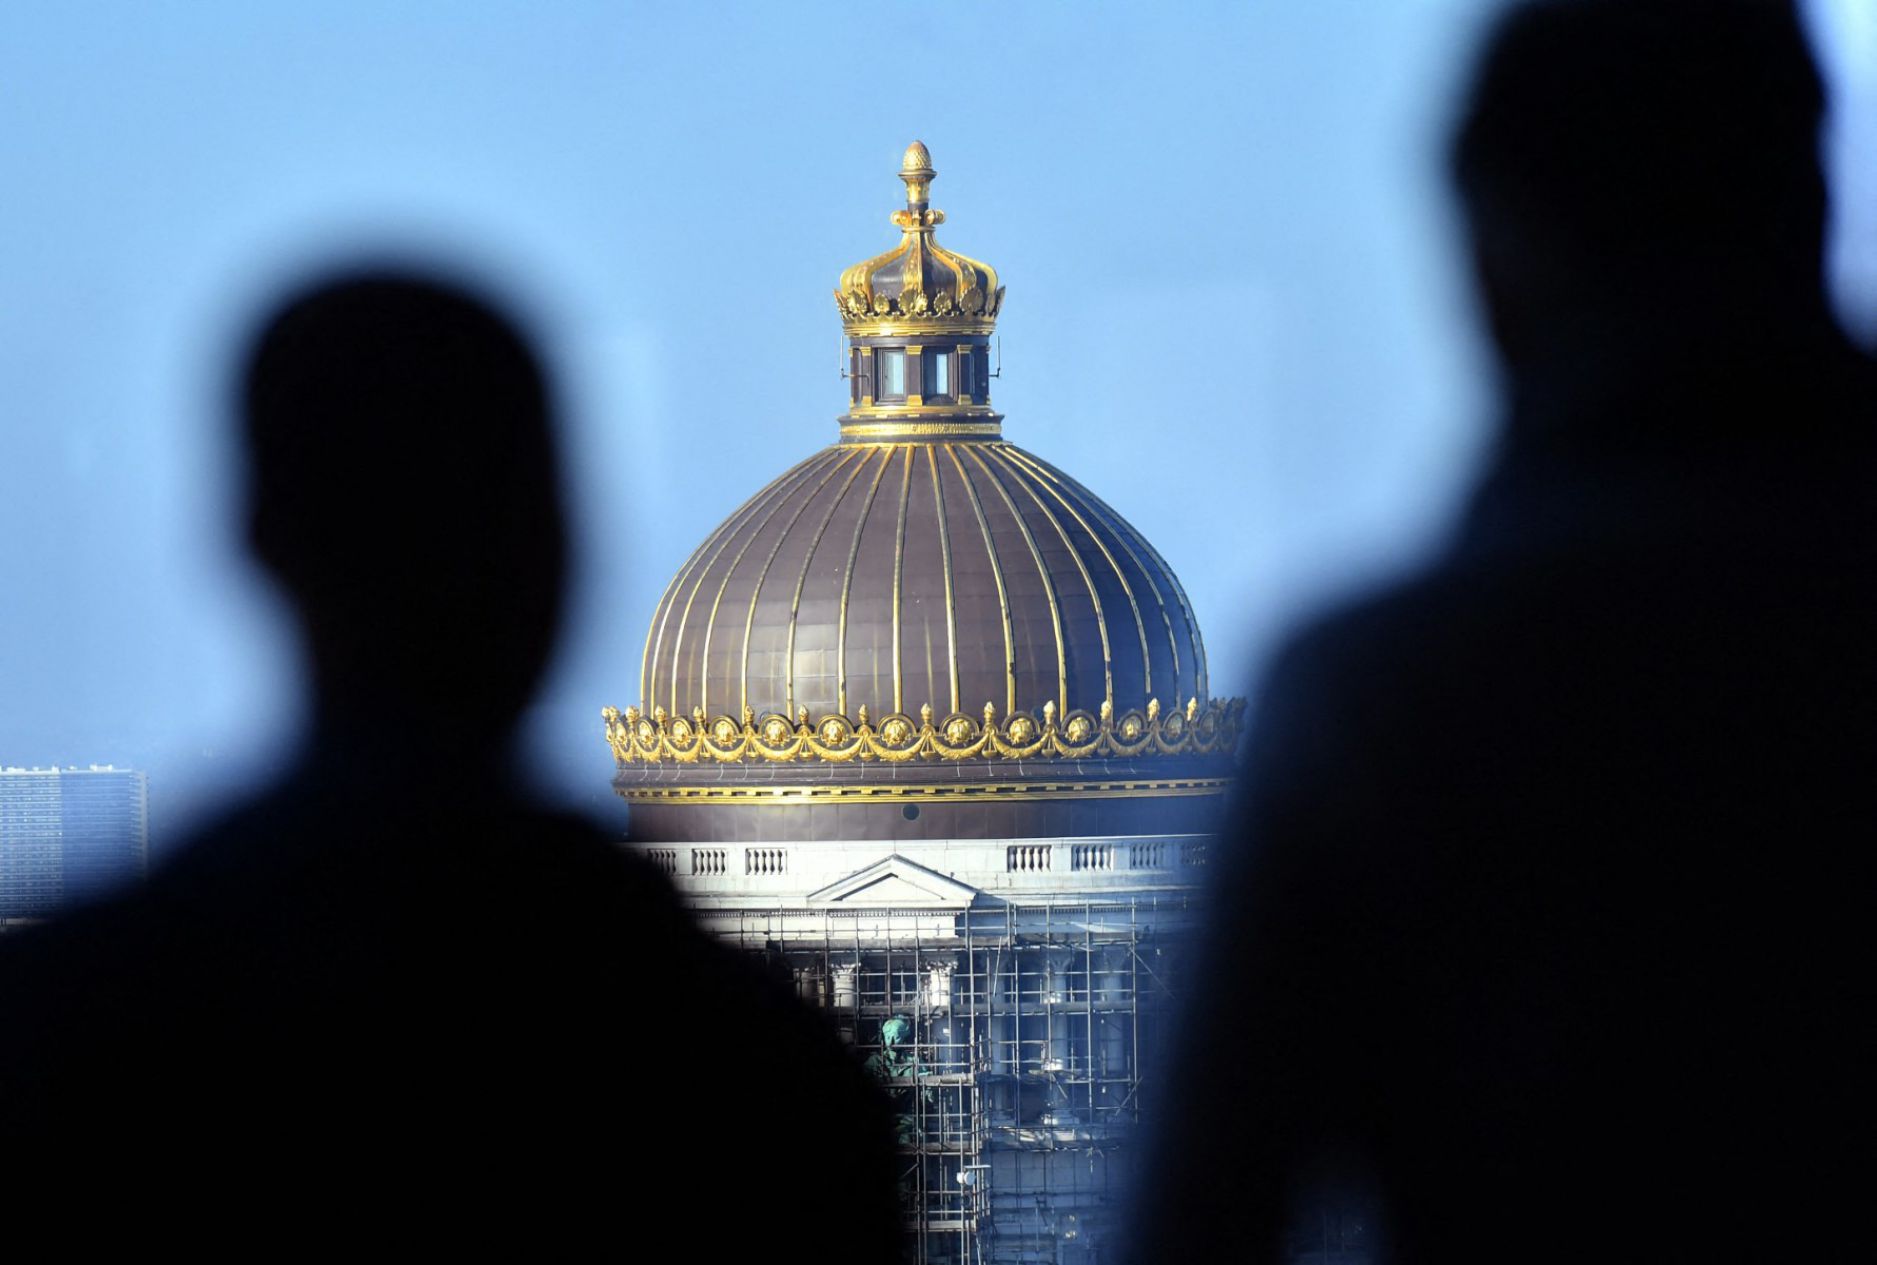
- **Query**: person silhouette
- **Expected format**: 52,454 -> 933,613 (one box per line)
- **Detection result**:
0,271 -> 897,1258
1128,2 -> 1876,1262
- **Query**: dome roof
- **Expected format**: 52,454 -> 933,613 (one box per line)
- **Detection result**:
606,143 -> 1240,793
639,440 -> 1208,727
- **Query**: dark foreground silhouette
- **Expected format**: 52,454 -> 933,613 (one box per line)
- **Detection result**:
1130,2 -> 1877,1262
0,275 -> 898,1256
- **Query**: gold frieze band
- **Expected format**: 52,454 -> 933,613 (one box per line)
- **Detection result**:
615,777 -> 1235,804
601,696 -> 1246,766
840,420 -> 1004,441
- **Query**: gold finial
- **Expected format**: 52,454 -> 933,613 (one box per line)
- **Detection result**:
898,140 -> 937,214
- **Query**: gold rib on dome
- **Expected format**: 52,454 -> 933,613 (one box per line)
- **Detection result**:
834,141 -> 1005,337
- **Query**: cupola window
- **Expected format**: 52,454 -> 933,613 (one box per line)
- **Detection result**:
924,349 -> 951,398
878,349 -> 908,398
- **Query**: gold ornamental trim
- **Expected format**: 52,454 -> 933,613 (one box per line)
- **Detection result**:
837,315 -> 1001,338
839,420 -> 1004,441
616,777 -> 1235,804
601,696 -> 1246,766
842,402 -> 1001,420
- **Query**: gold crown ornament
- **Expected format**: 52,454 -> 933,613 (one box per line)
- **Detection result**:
833,141 -> 1005,337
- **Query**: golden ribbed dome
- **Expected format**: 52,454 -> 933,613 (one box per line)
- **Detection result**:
603,145 -> 1242,784
834,141 -> 1004,336
636,441 -> 1208,731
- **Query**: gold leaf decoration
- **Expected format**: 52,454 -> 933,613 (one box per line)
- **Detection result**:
600,698 -> 1246,766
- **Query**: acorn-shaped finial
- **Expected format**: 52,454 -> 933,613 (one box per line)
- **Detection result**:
898,140 -> 937,211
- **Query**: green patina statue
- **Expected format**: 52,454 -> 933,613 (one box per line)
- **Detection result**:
864,1015 -> 930,1145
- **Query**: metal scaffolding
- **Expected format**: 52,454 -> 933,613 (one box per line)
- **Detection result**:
726,898 -> 1195,1265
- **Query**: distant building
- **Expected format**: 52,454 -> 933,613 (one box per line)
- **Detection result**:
601,144 -> 1242,1264
0,766 -> 149,922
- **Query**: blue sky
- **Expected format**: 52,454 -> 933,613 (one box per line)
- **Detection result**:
2,0 -> 1871,843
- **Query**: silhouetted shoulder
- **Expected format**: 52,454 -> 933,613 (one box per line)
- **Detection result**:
0,784 -> 897,1259
1184,413 -> 1877,1262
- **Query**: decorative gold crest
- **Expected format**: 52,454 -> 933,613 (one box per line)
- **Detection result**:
601,696 -> 1245,767
833,142 -> 1005,336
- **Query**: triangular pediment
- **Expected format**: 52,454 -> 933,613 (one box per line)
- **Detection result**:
806,854 -> 981,908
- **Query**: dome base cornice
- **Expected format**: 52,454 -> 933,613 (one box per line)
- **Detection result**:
612,775 -> 1232,805
601,696 -> 1245,768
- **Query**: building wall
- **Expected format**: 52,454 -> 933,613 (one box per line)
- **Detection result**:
655,832 -> 1206,1265
0,766 -> 148,920
646,833 -> 1211,910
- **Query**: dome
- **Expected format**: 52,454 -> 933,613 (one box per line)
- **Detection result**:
604,144 -> 1240,842
639,440 -> 1208,728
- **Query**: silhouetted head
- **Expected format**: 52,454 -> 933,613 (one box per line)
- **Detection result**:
240,270 -> 566,746
1452,0 -> 1830,377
